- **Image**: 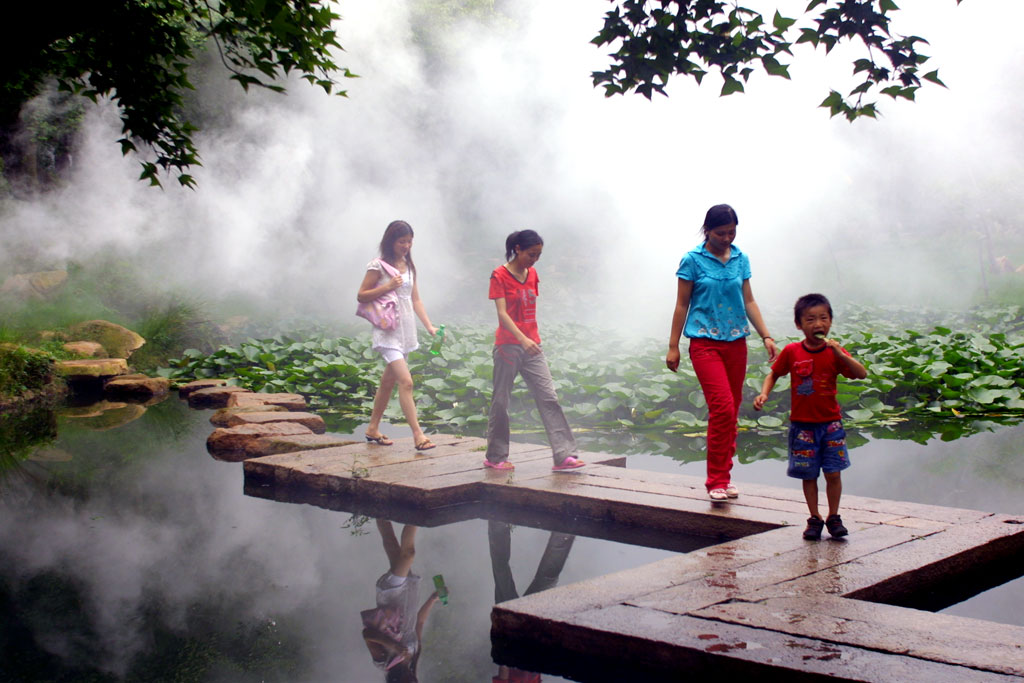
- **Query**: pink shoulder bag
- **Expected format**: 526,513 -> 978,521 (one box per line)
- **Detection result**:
356,259 -> 400,330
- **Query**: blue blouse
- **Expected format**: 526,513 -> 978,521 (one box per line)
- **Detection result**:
676,243 -> 752,341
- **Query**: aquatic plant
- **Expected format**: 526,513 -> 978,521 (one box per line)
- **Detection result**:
163,306 -> 1024,443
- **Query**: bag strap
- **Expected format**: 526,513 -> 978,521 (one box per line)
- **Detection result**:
376,257 -> 400,278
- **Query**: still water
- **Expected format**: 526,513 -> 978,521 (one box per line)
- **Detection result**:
2,397 -> 1022,681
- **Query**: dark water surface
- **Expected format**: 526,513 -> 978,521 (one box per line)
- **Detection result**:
2,398 -> 1022,681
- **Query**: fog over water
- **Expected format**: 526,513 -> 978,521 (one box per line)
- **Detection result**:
2,0 -> 1022,336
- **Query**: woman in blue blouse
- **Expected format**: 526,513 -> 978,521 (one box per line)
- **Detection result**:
666,204 -> 779,502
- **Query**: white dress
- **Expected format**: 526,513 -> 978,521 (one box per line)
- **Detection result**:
367,259 -> 419,354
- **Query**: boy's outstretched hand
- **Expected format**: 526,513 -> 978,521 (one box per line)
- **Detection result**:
753,393 -> 769,410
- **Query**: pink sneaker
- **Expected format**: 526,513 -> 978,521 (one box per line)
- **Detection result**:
483,460 -> 515,471
552,456 -> 585,472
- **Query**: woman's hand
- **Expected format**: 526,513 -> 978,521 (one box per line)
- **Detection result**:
521,338 -> 541,355
666,347 -> 681,372
764,338 -> 779,362
387,274 -> 403,290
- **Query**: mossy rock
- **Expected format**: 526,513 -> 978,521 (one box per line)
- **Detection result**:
67,320 -> 145,359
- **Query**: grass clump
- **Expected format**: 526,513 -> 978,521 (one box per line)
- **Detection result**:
0,345 -> 55,397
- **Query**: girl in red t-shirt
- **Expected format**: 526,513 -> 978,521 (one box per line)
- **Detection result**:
484,230 -> 585,472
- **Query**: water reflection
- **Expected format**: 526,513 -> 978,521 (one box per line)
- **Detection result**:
361,520 -> 442,681
2,396 -> 1022,681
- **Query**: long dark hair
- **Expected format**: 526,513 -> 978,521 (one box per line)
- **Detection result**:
504,229 -> 544,261
380,220 -> 416,279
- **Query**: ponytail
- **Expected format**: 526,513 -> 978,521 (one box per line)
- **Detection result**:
504,229 -> 544,261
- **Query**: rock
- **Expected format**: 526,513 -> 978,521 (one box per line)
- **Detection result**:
104,374 -> 171,399
56,358 -> 129,379
227,392 -> 307,411
210,405 -> 287,427
67,320 -> 145,359
220,410 -> 326,434
0,270 -> 67,299
207,422 -> 313,461
63,341 -> 107,358
178,379 -> 228,398
188,385 -> 251,409
250,433 -> 359,457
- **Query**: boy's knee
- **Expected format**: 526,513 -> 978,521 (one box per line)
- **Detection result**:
823,471 -> 842,482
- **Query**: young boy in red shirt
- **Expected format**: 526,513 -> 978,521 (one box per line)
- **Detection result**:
754,293 -> 868,540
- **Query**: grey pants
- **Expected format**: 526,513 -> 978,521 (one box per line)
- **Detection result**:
485,344 -> 579,465
488,520 -> 576,603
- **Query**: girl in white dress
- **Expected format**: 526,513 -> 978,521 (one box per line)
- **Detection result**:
357,220 -> 438,450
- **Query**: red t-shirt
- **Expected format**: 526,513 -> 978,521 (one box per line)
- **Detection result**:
772,341 -> 857,423
489,265 -> 540,345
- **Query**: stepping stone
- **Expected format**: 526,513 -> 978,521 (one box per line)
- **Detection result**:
105,374 -> 171,399
219,410 -> 325,434
178,379 -> 228,398
250,433 -> 360,457
210,405 -> 287,427
208,422 -> 314,461
56,358 -> 128,379
227,392 -> 307,411
187,385 -> 251,409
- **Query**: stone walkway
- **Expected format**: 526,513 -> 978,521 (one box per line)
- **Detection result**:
243,436 -> 1024,681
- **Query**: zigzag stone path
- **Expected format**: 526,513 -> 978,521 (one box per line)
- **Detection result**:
241,435 -> 1024,681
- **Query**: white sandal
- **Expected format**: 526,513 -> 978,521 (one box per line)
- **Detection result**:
725,484 -> 739,498
708,488 -> 729,502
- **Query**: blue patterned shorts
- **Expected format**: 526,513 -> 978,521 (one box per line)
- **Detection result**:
786,420 -> 850,480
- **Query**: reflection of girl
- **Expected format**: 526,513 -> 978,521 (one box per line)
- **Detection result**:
357,220 -> 438,451
484,230 -> 584,472
666,204 -> 778,502
360,520 -> 439,682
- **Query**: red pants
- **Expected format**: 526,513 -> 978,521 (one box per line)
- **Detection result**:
689,338 -> 748,491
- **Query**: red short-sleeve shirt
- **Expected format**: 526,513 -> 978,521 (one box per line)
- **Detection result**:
489,265 -> 540,345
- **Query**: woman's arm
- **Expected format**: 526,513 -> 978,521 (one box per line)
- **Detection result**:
410,280 -> 437,335
666,278 -> 692,372
357,268 -> 401,303
495,298 -> 540,354
742,280 -> 779,361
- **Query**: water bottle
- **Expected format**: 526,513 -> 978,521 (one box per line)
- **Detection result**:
432,574 -> 448,605
429,325 -> 446,355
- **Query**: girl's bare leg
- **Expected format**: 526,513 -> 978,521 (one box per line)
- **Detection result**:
367,362 -> 398,437
389,358 -> 426,443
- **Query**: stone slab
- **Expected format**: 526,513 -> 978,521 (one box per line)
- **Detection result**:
694,595 -> 1024,676
227,392 -> 308,411
220,410 -> 326,433
207,422 -> 313,460
249,433 -> 360,456
493,603 -> 1020,682
188,385 -> 251,409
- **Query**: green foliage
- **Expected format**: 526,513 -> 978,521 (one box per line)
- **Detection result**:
164,306 -> 1024,442
591,0 -> 956,120
0,259 -> 222,367
0,345 -> 55,397
3,1 -> 354,187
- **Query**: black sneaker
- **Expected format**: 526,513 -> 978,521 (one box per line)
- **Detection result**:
803,516 -> 824,540
825,514 -> 848,538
